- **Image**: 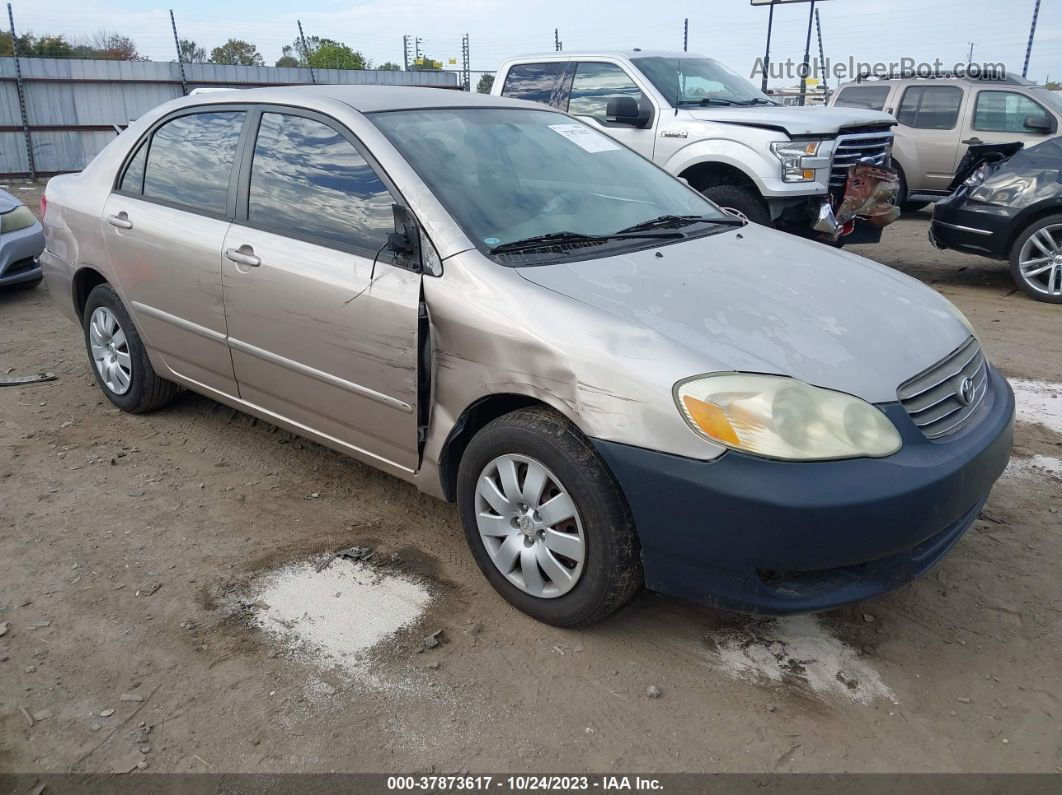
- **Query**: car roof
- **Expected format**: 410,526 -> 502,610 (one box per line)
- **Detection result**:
502,50 -> 703,62
839,73 -> 1037,89
165,85 -> 544,114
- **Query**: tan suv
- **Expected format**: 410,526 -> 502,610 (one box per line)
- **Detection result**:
831,73 -> 1062,210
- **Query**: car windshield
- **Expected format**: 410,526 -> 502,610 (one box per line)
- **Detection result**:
1030,86 -> 1062,116
370,107 -> 729,259
632,56 -> 777,107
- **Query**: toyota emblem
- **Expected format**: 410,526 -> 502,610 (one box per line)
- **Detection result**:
957,376 -> 976,406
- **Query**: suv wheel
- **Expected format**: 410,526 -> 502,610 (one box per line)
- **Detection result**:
896,167 -> 929,212
83,284 -> 180,411
457,407 -> 642,626
1009,215 -> 1062,303
700,185 -> 771,225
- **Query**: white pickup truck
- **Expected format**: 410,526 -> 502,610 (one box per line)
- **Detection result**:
493,50 -> 899,244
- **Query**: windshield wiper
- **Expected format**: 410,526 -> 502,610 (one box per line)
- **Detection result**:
679,97 -> 743,107
489,229 -> 683,255
616,214 -> 745,234
736,98 -> 777,106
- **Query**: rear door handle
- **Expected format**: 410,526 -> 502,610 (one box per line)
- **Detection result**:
106,213 -> 133,229
224,247 -> 261,267
962,137 -> 983,145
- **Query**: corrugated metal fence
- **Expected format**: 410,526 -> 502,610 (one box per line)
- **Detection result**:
0,57 -> 461,177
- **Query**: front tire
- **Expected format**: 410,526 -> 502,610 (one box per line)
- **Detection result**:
1009,215 -> 1062,303
457,407 -> 642,626
700,185 -> 771,226
83,284 -> 179,412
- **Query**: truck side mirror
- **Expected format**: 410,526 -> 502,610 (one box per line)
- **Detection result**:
388,204 -> 421,270
1023,114 -> 1054,134
606,96 -> 652,128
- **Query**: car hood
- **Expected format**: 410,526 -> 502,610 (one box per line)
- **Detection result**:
0,189 -> 21,214
684,106 -> 894,136
516,224 -> 971,405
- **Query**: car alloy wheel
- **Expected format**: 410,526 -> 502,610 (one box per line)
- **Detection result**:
1017,223 -> 1062,298
88,306 -> 133,395
474,453 -> 586,598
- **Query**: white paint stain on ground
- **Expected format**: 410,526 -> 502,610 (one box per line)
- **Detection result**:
711,615 -> 896,706
1009,378 -> 1062,434
1001,454 -> 1062,483
246,558 -> 432,680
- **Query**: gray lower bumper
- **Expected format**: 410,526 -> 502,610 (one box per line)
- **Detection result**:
0,220 -> 45,286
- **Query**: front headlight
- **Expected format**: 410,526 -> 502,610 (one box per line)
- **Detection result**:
770,140 -> 821,183
962,164 -> 989,189
675,373 -> 902,461
0,205 -> 35,234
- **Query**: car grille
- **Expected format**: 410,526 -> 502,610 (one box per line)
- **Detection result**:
830,130 -> 894,187
897,337 -> 989,439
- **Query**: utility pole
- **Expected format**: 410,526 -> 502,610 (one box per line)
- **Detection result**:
761,0 -> 776,94
1022,0 -> 1041,78
815,8 -> 827,100
6,2 -> 34,181
298,20 -> 316,84
403,35 -> 409,71
798,0 -> 816,106
554,28 -> 562,52
169,9 -> 188,96
967,41 -> 976,67
683,18 -> 688,52
461,33 -> 470,91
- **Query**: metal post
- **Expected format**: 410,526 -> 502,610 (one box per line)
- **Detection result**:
1022,0 -> 1041,78
6,2 -> 34,181
761,1 -> 775,94
298,20 -> 316,84
554,28 -> 561,52
402,35 -> 409,71
799,0 -> 816,106
169,10 -> 188,96
683,18 -> 688,52
815,8 -> 827,99
461,34 -> 470,91
967,42 -> 975,67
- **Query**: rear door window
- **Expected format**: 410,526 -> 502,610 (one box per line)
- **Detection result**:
896,86 -> 963,130
567,62 -> 645,120
834,85 -> 891,110
246,112 -> 395,253
973,91 -> 1050,132
500,62 -> 565,105
141,111 -> 245,214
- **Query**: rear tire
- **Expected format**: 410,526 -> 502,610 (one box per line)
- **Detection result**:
83,284 -> 179,412
457,407 -> 642,626
700,185 -> 771,226
896,167 -> 929,212
1008,214 -> 1062,303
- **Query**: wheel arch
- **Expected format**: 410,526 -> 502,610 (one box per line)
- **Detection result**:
677,159 -> 761,193
72,266 -> 110,321
1004,202 -> 1062,260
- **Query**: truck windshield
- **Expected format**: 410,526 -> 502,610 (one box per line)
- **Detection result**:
370,107 -> 730,260
632,57 -> 777,107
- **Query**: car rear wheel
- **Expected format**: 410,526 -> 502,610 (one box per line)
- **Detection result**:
457,406 -> 642,626
896,167 -> 929,212
83,284 -> 180,412
1009,215 -> 1062,304
700,185 -> 771,226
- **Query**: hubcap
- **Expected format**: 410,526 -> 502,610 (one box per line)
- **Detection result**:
88,307 -> 132,395
1017,223 -> 1062,297
474,454 -> 585,598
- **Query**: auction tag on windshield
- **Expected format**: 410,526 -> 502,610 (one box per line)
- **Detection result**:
548,124 -> 621,153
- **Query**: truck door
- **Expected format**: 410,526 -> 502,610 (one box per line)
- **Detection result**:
563,62 -> 658,160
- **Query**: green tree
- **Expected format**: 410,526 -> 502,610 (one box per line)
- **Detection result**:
275,54 -> 300,68
281,36 -> 367,70
90,31 -> 143,60
178,39 -> 206,63
476,73 -> 494,94
210,39 -> 264,66
377,61 -> 402,71
0,31 -> 74,57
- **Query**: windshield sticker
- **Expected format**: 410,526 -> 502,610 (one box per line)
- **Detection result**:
548,124 -> 621,153
484,237 -> 500,245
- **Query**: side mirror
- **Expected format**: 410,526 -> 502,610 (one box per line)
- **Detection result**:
387,204 -> 421,269
606,96 -> 652,128
1023,114 -> 1053,134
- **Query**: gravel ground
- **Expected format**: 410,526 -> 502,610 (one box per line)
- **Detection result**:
1,182 -> 1060,775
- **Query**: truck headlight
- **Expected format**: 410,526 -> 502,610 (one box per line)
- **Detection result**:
0,205 -> 35,234
770,140 -> 821,183
675,373 -> 902,461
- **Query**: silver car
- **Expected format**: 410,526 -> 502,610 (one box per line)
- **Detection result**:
40,87 -> 1014,625
0,188 -> 45,289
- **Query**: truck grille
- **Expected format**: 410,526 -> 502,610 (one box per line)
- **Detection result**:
897,337 -> 989,440
830,130 -> 893,187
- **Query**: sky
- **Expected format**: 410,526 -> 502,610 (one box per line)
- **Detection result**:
15,0 -> 1062,86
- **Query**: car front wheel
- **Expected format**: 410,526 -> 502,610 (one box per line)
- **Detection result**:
1009,215 -> 1062,303
457,407 -> 642,626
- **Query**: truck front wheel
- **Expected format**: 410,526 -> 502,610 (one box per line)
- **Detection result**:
700,185 -> 771,225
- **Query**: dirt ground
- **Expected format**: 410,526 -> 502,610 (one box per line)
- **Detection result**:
1,182 -> 1060,776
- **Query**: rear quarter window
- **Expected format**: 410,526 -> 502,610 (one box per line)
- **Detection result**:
834,85 -> 891,111
500,63 -> 565,105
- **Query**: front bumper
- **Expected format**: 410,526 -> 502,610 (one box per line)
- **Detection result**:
0,219 -> 45,286
930,193 -> 1017,260
593,365 -> 1015,615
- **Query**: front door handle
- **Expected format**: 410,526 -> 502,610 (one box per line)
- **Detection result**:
962,137 -> 984,146
106,213 -> 133,229
224,247 -> 261,267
